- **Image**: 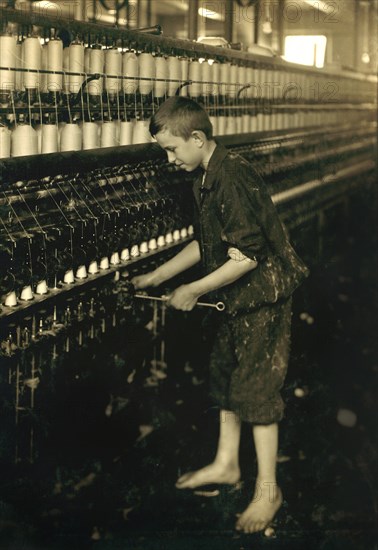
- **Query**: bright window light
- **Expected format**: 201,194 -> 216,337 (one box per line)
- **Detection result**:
283,35 -> 327,68
198,7 -> 224,21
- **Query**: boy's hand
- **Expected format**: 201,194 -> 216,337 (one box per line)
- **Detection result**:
131,271 -> 159,289
166,284 -> 199,311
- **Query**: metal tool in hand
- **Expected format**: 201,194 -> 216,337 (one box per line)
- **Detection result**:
134,293 -> 225,311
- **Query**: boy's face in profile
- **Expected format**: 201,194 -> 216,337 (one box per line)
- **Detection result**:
155,129 -> 204,172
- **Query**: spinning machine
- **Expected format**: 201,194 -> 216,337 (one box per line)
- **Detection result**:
0,7 -> 376,462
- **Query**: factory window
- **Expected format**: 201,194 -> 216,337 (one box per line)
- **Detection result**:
283,35 -> 327,68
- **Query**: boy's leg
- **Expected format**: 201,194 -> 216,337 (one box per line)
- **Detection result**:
176,409 -> 241,488
236,422 -> 282,533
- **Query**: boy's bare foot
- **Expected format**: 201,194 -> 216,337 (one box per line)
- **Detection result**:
235,482 -> 282,534
175,462 -> 240,489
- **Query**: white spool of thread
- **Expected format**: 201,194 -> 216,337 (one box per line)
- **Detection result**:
96,120 -> 102,141
227,116 -> 236,135
15,40 -> 23,91
139,241 -> 148,254
154,55 -> 168,98
229,64 -> 238,99
268,69 -> 277,101
207,60 -> 215,97
36,124 -> 42,153
283,111 -> 289,129
173,229 -> 181,242
88,260 -> 99,274
23,36 -> 42,89
100,120 -> 117,148
41,123 -> 58,153
263,113 -> 271,131
115,119 -> 120,143
148,238 -> 157,251
64,269 -> 75,284
260,69 -> 268,100
138,52 -> 155,95
11,123 -> 38,156
167,55 -> 181,96
0,34 -> 17,93
180,57 -> 189,96
76,265 -> 87,279
82,121 -> 99,149
40,44 -> 48,93
47,38 -> 63,92
110,252 -> 120,265
58,121 -> 66,148
250,114 -> 257,133
300,74 -> 308,101
105,48 -> 121,95
69,41 -> 84,94
133,119 -> 151,144
35,280 -> 48,295
100,256 -> 110,270
20,285 -> 33,301
242,114 -> 250,133
277,112 -> 283,129
122,51 -> 138,95
4,290 -> 17,307
201,59 -> 211,97
236,116 -> 243,134
281,73 -> 289,102
256,113 -> 262,132
121,248 -> 130,261
60,122 -> 82,151
130,245 -> 139,258
84,46 -> 90,73
220,62 -> 230,96
119,120 -> 134,145
157,235 -> 165,248
258,68 -> 266,101
62,47 -> 69,93
0,126 -> 11,158
217,115 -> 227,136
238,64 -> 248,91
88,46 -> 104,95
188,59 -> 201,97
209,116 -> 217,136
239,65 -> 248,105
246,67 -> 253,99
211,62 -> 220,96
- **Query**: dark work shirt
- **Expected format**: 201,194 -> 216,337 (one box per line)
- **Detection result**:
192,143 -> 309,315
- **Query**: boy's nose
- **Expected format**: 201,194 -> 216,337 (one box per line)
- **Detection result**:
167,151 -> 176,163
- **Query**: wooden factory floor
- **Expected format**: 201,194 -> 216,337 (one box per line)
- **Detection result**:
0,190 -> 377,550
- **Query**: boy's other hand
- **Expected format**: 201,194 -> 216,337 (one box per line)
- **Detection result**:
131,271 -> 159,289
166,284 -> 198,311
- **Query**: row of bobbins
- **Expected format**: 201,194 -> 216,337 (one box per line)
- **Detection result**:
0,33 -> 374,102
0,106 -> 365,158
3,221 -> 194,309
0,117 -> 153,157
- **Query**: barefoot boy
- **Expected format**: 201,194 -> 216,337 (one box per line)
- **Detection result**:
132,97 -> 308,533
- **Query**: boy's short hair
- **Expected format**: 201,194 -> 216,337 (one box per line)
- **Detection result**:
149,97 -> 213,140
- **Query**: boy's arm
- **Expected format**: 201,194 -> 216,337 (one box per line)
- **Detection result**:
167,257 -> 257,311
131,240 -> 201,289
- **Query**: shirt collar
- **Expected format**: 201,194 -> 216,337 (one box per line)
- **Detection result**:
201,142 -> 228,191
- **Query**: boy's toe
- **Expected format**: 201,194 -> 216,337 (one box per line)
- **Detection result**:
175,472 -> 193,488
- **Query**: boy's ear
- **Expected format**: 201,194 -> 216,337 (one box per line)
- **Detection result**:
191,130 -> 206,147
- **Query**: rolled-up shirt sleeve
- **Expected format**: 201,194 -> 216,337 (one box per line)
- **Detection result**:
219,161 -> 268,263
227,246 -> 256,263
